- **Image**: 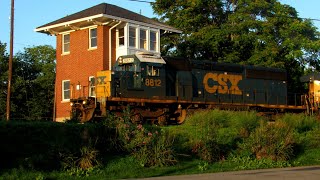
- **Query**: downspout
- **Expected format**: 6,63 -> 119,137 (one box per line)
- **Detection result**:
109,21 -> 122,70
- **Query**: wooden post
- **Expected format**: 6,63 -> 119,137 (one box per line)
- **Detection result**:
6,0 -> 14,121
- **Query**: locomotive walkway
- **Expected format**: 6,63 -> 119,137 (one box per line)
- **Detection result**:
138,166 -> 320,180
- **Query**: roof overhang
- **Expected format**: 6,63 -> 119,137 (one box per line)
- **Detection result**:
35,13 -> 182,35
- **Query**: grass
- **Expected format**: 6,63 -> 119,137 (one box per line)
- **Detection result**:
1,110 -> 320,179
292,148 -> 320,166
1,150 -> 320,180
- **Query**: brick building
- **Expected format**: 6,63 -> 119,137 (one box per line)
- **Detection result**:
35,3 -> 181,121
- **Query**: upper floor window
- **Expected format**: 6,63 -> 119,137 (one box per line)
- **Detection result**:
150,31 -> 157,51
119,28 -> 125,46
62,34 -> 70,54
140,29 -> 147,50
89,76 -> 96,97
89,28 -> 97,49
62,80 -> 70,101
129,27 -> 136,47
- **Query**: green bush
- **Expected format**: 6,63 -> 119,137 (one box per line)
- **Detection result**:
0,121 -> 116,170
116,118 -> 177,167
240,121 -> 295,161
230,155 -> 292,170
278,114 -> 319,133
170,110 -> 263,162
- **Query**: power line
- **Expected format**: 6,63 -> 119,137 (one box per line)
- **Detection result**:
126,0 -> 153,3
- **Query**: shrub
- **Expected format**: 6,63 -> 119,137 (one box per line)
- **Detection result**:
191,139 -> 221,163
278,114 -> 319,133
0,121 -> 116,170
78,146 -> 100,170
175,110 -> 263,162
240,121 -> 295,161
230,155 -> 292,170
60,144 -> 101,177
132,130 -> 177,167
116,118 -> 177,167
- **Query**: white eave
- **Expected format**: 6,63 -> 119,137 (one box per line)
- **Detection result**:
35,13 -> 182,35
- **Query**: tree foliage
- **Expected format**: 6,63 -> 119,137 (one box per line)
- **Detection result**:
0,42 -> 9,119
0,42 -> 56,120
152,0 -> 320,90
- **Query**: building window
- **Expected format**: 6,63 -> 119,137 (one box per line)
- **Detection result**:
150,31 -> 157,51
119,28 -> 124,46
129,26 -> 136,47
89,28 -> 97,48
140,29 -> 147,50
62,34 -> 70,54
147,66 -> 160,76
89,76 -> 96,97
62,80 -> 70,101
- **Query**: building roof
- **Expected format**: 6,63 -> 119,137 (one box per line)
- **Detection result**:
35,3 -> 181,34
300,72 -> 320,82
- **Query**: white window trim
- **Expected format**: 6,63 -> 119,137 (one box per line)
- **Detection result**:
62,33 -> 70,55
89,27 -> 98,50
62,80 -> 70,102
89,76 -> 96,97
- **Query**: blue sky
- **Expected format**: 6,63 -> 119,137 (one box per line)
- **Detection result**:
0,0 -> 319,53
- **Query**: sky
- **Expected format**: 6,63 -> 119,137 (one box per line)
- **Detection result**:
0,0 -> 320,54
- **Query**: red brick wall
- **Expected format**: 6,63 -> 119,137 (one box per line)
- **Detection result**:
54,25 -> 116,121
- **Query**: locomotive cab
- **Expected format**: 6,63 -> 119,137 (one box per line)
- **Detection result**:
113,52 -> 166,98
300,73 -> 320,113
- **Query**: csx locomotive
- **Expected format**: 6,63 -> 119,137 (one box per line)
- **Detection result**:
70,52 -> 317,124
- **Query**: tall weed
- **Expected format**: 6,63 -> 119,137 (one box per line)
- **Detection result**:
240,121 -> 295,161
116,116 -> 177,167
176,110 -> 263,162
278,114 -> 319,133
230,155 -> 292,170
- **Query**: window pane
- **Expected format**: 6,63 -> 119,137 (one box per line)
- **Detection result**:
63,81 -> 70,100
63,34 -> 70,53
89,77 -> 96,97
64,81 -> 70,89
147,66 -> 159,76
90,28 -> 97,37
129,27 -> 136,47
64,90 -> 70,100
91,38 -> 97,47
150,31 -> 157,51
90,28 -> 97,48
64,34 -> 70,42
119,28 -> 124,46
64,43 -> 70,53
140,29 -> 147,50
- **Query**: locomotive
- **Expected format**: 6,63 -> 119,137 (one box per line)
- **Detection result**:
70,52 -> 317,124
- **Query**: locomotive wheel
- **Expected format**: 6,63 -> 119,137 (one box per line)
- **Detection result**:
72,104 -> 85,122
157,115 -> 167,126
82,107 -> 95,123
176,109 -> 187,124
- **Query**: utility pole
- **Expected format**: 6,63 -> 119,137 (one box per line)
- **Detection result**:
6,0 -> 14,121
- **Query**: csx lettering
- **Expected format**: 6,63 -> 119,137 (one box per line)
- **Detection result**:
203,73 -> 242,95
145,79 -> 161,87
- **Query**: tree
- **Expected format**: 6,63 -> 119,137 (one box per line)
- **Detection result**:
0,42 -> 9,120
0,43 -> 56,120
152,0 -> 320,91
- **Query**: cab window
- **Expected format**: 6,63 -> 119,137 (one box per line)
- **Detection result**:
147,65 -> 160,76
